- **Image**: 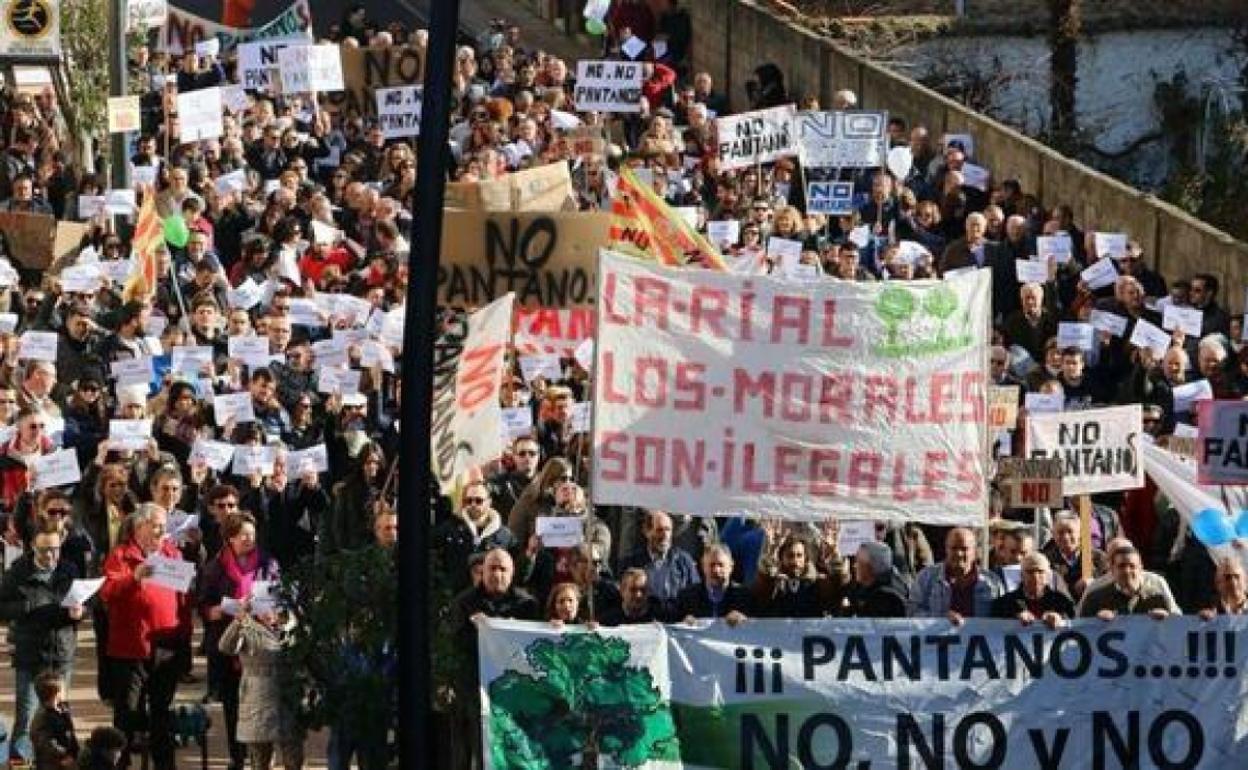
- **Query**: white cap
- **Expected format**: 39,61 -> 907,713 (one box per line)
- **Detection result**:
341,393 -> 367,408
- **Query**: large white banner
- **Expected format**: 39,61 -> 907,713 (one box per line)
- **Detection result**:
0,0 -> 61,59
573,60 -> 642,113
480,617 -> 1248,769
591,250 -> 990,524
798,110 -> 888,168
431,293 -> 513,492
716,105 -> 799,171
1027,404 -> 1143,496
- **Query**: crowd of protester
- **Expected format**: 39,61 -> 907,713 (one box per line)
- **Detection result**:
0,0 -> 1239,769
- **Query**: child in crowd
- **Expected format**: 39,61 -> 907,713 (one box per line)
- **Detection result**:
30,672 -> 77,770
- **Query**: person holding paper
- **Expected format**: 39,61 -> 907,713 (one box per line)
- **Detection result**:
0,407 -> 55,511
989,553 -> 1074,627
96,302 -> 156,366
198,513 -> 281,770
1001,283 -> 1057,364
154,382 -> 205,467
0,521 -> 83,764
99,504 -> 195,770
56,305 -> 106,396
432,481 -> 516,594
1188,273 -> 1230,337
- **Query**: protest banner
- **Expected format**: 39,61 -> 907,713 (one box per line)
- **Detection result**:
558,126 -> 606,158
127,0 -> 167,30
996,457 -> 1063,508
609,167 -> 727,270
591,250 -> 991,524
988,385 -> 1019,431
159,0 -> 312,53
805,181 -> 854,215
573,60 -> 642,113
0,0 -> 61,58
176,86 -> 223,142
236,37 -> 303,91
375,85 -> 422,139
510,162 -> 575,212
439,211 -> 606,308
431,294 -> 513,492
1144,441 -> 1248,558
513,306 -> 594,357
0,211 -> 56,269
716,105 -> 798,171
1027,405 -> 1143,496
798,110 -> 887,168
107,96 -> 141,133
1197,400 -> 1248,485
480,617 -> 1248,770
324,44 -> 426,118
278,43 -> 344,93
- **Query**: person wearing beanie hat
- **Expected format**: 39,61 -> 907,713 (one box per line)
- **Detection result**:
844,540 -> 910,618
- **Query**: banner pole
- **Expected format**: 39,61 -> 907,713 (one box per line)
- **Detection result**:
1077,494 -> 1094,583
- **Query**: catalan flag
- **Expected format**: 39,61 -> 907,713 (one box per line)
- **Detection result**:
609,167 -> 727,270
125,186 -> 164,299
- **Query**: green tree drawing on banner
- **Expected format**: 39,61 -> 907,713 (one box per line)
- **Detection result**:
488,634 -> 680,769
924,285 -> 960,341
876,286 -> 916,347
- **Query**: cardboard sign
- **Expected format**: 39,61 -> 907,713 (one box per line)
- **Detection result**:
107,96 -> 142,133
0,211 -> 55,269
716,105 -> 798,171
325,44 -> 425,118
278,44 -> 345,93
438,211 -> 609,308
375,85 -> 422,139
797,110 -> 886,169
1027,405 -> 1143,495
561,126 -> 606,158
573,60 -> 642,113
996,457 -> 1064,509
177,86 -> 223,143
988,385 -> 1019,431
1197,400 -> 1248,485
445,162 -> 573,213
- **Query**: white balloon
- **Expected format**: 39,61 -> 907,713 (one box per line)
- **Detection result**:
887,146 -> 913,180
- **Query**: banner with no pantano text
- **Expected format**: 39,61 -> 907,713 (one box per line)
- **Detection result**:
375,85 -> 422,139
1026,404 -> 1143,496
159,0 -> 312,53
716,105 -> 798,171
798,110 -> 888,169
479,617 -> 1248,770
431,293 -> 513,492
573,59 -> 643,113
591,250 -> 991,524
1197,400 -> 1248,485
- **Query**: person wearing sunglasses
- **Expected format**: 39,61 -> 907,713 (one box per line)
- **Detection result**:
486,436 -> 540,519
0,407 -> 54,512
432,480 -> 516,595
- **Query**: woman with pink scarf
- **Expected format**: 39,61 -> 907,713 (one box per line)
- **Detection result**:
197,512 -> 280,770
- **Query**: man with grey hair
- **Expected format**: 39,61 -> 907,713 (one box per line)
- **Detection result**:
674,544 -> 749,625
939,211 -> 992,275
845,541 -> 909,617
991,553 -> 1074,627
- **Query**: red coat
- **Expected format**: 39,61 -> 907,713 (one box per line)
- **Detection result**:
100,538 -> 194,660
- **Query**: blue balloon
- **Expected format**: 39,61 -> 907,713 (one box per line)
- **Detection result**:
1191,508 -> 1236,547
1234,510 -> 1248,539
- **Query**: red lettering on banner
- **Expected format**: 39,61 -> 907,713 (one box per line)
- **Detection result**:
819,374 -> 853,423
599,431 -> 628,480
734,369 -> 776,416
864,376 -> 898,422
780,373 -> 813,422
526,308 -> 561,338
956,450 -> 983,501
902,378 -> 928,423
771,295 -> 811,344
673,439 -> 705,487
774,445 -> 802,493
674,363 -> 707,410
567,307 -> 593,341
886,455 -> 914,501
602,272 -> 629,325
455,344 -> 502,410
635,435 -> 666,484
690,286 -> 729,338
635,357 -> 668,406
922,450 -> 949,500
809,449 -> 841,495
739,285 -> 757,341
601,352 -> 630,403
849,451 -> 882,496
820,300 -> 853,347
929,373 -> 955,424
742,442 -> 770,492
962,372 -> 986,423
635,276 -> 671,330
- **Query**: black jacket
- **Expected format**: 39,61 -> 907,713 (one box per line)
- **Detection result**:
0,555 -> 80,670
844,576 -> 910,618
674,582 -> 752,620
991,586 -> 1076,619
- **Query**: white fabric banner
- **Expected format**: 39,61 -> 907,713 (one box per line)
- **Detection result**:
431,293 -> 514,491
1143,441 -> 1248,559
1026,404 -> 1143,496
159,0 -> 313,54
591,250 -> 990,524
716,105 -> 798,171
573,60 -> 643,113
479,617 -> 1248,769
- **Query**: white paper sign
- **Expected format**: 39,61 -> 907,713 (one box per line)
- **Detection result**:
228,278 -> 264,310
237,38 -> 301,90
109,418 -> 153,451
32,449 -> 81,490
1162,305 -> 1204,337
797,110 -> 886,169
716,105 -> 799,171
1089,310 -> 1128,338
1094,232 -> 1128,261
232,445 -> 277,476
228,335 -> 272,368
213,392 -> 256,426
836,520 -> 877,557
1057,322 -> 1095,352
318,367 -> 361,395
766,237 -> 804,273
519,354 -> 562,384
1024,392 -> 1064,414
110,357 -> 154,388
171,345 -> 214,373
960,163 -> 990,192
375,85 -> 423,139
535,516 -> 585,548
1036,234 -> 1073,265
1080,258 -> 1119,291
104,189 -> 138,216
61,577 -> 106,607
501,407 -> 534,440
144,554 -> 196,593
706,220 -> 740,248
1027,405 -> 1143,495
177,86 -> 223,143
18,331 -> 57,362
278,44 -> 345,93
214,168 -> 248,196
1014,259 -> 1049,284
1128,318 -> 1171,358
570,402 -> 591,434
61,264 -> 103,294
573,60 -> 643,113
287,443 -> 329,474
1173,379 -> 1214,414
190,438 -> 235,471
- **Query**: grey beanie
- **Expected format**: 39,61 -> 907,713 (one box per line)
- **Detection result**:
858,541 -> 894,578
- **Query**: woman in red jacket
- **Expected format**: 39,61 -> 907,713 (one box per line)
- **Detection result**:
100,503 -> 195,770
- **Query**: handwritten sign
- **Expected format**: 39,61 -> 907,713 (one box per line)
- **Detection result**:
1027,405 -> 1143,495
573,60 -> 642,113
716,105 -> 798,171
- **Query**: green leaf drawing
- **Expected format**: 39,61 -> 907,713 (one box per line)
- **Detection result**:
876,287 -> 917,346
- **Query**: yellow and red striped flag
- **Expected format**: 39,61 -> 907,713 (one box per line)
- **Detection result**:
125,185 -> 164,298
609,167 -> 727,270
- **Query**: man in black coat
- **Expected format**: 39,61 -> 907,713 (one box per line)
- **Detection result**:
674,544 -> 751,624
991,553 -> 1075,626
0,522 -> 84,763
844,541 -> 910,618
600,567 -> 665,626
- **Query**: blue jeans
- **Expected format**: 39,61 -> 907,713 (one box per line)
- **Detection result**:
12,664 -> 73,762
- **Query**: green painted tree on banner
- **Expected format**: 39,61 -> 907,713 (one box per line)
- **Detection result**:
488,634 -> 680,769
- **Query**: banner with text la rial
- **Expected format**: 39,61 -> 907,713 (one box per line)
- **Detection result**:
480,617 -> 1248,770
591,250 -> 991,524
431,293 -> 513,492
